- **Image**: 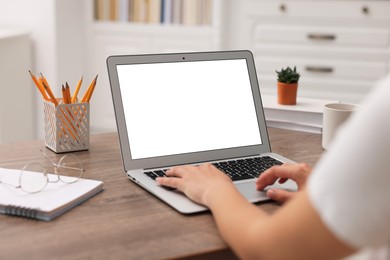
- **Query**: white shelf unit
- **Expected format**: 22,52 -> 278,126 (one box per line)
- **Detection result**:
85,0 -> 223,133
262,94 -> 337,134
233,0 -> 390,104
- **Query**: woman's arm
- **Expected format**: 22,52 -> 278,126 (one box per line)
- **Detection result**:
211,186 -> 355,259
157,164 -> 356,259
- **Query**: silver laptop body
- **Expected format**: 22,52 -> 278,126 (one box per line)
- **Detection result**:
107,50 -> 297,214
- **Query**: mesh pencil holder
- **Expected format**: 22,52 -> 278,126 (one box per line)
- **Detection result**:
43,100 -> 90,153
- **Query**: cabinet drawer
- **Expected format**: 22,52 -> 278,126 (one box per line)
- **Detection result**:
244,1 -> 390,20
254,24 -> 390,48
255,57 -> 388,80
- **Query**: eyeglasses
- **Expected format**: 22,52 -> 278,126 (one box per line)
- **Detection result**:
0,150 -> 84,193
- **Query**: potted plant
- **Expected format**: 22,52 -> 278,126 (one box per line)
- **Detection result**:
276,66 -> 300,105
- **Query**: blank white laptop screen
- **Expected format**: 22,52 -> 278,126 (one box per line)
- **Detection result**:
116,59 -> 262,160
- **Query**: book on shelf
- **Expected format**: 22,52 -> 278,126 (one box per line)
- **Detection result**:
182,0 -> 196,25
172,0 -> 182,24
110,0 -> 118,21
163,0 -> 172,24
148,0 -> 162,24
0,168 -> 104,221
94,0 -> 213,25
262,94 -> 337,134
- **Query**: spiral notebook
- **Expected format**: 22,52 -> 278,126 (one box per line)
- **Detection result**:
0,167 -> 104,221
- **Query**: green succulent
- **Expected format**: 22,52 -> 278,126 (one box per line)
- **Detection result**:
276,66 -> 300,84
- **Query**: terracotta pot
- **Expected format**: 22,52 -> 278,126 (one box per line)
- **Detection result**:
277,82 -> 298,105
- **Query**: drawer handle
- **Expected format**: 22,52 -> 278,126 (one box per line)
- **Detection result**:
307,33 -> 336,41
279,4 -> 287,13
305,66 -> 333,73
362,6 -> 370,15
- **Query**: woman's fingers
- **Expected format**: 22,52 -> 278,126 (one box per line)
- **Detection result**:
256,163 -> 312,191
156,176 -> 182,189
165,165 -> 193,178
266,188 -> 294,203
255,164 -> 293,190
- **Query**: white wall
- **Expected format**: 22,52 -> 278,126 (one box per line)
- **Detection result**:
0,0 -> 86,140
56,0 -> 87,91
0,0 -> 56,139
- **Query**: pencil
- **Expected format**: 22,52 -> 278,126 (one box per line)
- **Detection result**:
81,75 -> 98,103
62,85 -> 67,104
71,76 -> 83,103
42,82 -> 58,106
29,70 -> 49,100
40,73 -> 51,91
58,84 -> 77,139
86,75 -> 98,102
40,73 -> 58,105
81,76 -> 94,102
65,82 -> 72,104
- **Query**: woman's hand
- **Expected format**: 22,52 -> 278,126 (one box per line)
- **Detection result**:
156,163 -> 235,207
157,162 -> 312,205
256,163 -> 312,203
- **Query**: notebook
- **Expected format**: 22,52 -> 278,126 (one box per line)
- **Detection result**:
0,167 -> 103,221
107,50 -> 297,214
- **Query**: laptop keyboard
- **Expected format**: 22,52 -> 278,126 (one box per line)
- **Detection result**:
213,156 -> 283,181
144,156 -> 283,182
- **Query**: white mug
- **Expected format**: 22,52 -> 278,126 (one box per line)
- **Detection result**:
322,103 -> 360,149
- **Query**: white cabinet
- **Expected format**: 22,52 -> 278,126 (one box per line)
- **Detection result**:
234,0 -> 390,103
0,30 -> 34,143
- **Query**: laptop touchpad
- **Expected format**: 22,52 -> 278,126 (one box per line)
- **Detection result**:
236,179 -> 298,201
236,181 -> 268,201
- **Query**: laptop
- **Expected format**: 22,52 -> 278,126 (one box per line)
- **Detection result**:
107,50 -> 297,214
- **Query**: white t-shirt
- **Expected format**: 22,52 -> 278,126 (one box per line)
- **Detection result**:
308,75 -> 390,259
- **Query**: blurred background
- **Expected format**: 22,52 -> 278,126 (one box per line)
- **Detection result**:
0,0 -> 389,142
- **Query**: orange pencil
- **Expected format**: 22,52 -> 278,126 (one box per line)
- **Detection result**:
71,76 -> 83,103
39,73 -> 51,90
65,82 -> 72,104
61,85 -> 67,104
58,84 -> 78,139
29,70 -> 49,100
42,82 -> 58,106
81,76 -> 94,102
40,73 -> 56,101
81,75 -> 98,103
86,75 -> 98,102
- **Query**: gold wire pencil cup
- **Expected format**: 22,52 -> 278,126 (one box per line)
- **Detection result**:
43,100 -> 90,153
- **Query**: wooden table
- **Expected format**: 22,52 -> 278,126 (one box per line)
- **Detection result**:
0,128 -> 323,259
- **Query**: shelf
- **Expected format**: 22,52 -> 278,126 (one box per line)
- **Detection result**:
262,94 -> 337,134
90,20 -> 216,34
93,0 -> 214,26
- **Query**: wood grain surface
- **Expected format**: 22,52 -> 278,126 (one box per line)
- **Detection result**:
0,128 -> 322,259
